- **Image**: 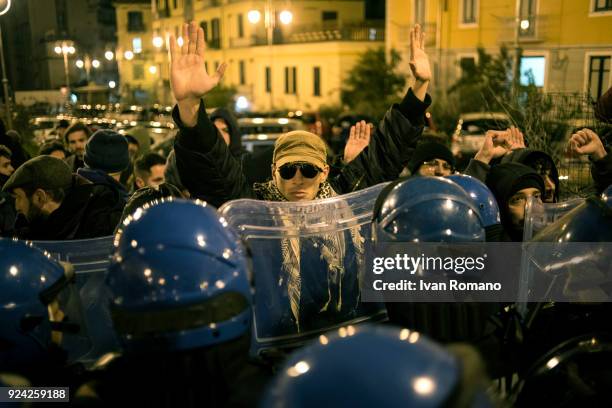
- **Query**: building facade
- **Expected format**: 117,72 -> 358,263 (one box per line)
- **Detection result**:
116,0 -> 384,109
3,0 -> 118,93
386,0 -> 612,100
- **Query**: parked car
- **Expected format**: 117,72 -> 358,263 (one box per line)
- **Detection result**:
239,117 -> 305,153
30,115 -> 75,144
451,112 -> 512,158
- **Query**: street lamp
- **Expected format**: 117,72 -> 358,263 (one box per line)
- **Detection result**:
248,3 -> 293,110
75,54 -> 100,83
54,40 -> 76,96
104,50 -> 114,61
152,36 -> 164,48
0,0 -> 13,129
124,50 -> 134,61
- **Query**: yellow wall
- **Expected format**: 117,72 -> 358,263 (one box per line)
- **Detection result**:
386,0 -> 612,94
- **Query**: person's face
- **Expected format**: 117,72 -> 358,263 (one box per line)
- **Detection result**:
147,164 -> 166,187
507,187 -> 542,230
128,143 -> 139,160
66,130 -> 88,158
418,158 -> 453,177
0,156 -> 14,177
49,150 -> 66,160
272,162 -> 329,202
214,119 -> 231,146
12,187 -> 45,223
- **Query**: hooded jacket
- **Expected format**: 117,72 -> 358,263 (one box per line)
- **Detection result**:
209,108 -> 244,158
77,167 -> 130,204
15,175 -> 125,240
486,163 -> 545,241
501,148 -> 559,202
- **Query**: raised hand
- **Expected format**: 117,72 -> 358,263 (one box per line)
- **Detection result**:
344,121 -> 371,163
474,130 -> 512,164
569,128 -> 607,160
409,24 -> 431,82
170,22 -> 226,102
409,24 -> 431,102
506,127 -> 526,150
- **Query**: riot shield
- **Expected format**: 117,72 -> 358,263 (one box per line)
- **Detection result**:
32,236 -> 119,366
219,183 -> 389,357
518,196 -> 612,317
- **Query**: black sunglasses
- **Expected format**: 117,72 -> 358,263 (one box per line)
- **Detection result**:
278,163 -> 322,180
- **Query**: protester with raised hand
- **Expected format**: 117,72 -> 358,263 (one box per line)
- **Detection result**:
170,22 -> 434,205
568,128 -> 611,193
342,121 -> 371,164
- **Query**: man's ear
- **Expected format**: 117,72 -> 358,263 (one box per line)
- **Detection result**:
135,177 -> 145,189
320,165 -> 330,182
31,189 -> 47,206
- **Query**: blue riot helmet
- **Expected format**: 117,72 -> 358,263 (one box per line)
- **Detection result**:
447,174 -> 501,227
262,324 -> 492,407
0,240 -> 88,371
108,198 -> 252,352
373,177 -> 485,242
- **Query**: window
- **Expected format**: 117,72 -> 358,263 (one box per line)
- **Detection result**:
322,11 -> 338,21
285,67 -> 297,94
588,56 -> 611,99
265,67 -> 271,93
133,64 -> 144,80
313,67 -> 321,96
239,60 -> 246,85
200,21 -> 208,41
520,56 -> 546,87
461,0 -> 477,24
519,0 -> 537,37
594,0 -> 612,12
127,11 -> 144,32
173,0 -> 178,9
132,37 -> 142,54
210,18 -> 221,48
237,14 -> 244,38
414,0 -> 426,24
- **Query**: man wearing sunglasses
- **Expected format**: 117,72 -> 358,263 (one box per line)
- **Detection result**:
169,22 -> 432,205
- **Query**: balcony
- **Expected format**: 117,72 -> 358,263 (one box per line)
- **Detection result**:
231,21 -> 385,48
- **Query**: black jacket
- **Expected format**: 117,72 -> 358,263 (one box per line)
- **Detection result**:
16,175 -> 124,240
173,89 -> 430,206
591,151 -> 612,193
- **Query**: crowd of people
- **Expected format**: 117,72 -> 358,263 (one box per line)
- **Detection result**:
1,22 -> 612,406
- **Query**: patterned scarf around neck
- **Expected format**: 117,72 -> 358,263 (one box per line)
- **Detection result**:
252,180 -> 365,332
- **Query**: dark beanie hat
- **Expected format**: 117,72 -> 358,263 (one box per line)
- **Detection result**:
407,141 -> 455,175
84,130 -> 130,173
486,163 -> 545,206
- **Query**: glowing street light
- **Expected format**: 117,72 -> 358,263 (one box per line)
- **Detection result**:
279,10 -> 293,25
54,46 -> 62,54
124,50 -> 134,60
148,65 -> 157,74
108,80 -> 116,89
76,59 -> 84,68
247,10 -> 261,24
520,19 -> 530,30
152,36 -> 164,48
91,59 -> 100,68
104,50 -> 114,61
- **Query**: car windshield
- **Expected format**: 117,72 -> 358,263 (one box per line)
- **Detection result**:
461,119 -> 509,135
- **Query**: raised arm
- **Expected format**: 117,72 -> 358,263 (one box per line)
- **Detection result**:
170,22 -> 252,205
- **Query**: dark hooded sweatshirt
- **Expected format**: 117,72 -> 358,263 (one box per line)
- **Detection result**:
486,163 -> 545,242
501,149 -> 559,203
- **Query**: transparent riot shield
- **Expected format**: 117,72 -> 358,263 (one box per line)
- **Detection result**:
32,236 -> 119,366
517,196 -> 612,318
219,183 -> 389,357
